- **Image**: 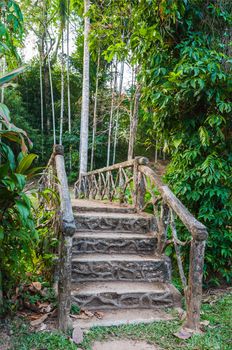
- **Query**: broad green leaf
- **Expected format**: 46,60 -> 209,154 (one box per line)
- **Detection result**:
16,154 -> 38,174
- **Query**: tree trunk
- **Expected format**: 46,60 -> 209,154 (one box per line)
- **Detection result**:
128,82 -> 140,160
107,60 -> 117,167
113,61 -> 124,164
1,58 -> 5,103
67,0 -> 72,170
155,138 -> 158,163
39,57 -> 44,159
59,31 -> 65,145
90,49 -> 100,171
48,55 -> 56,145
79,0 -> 90,175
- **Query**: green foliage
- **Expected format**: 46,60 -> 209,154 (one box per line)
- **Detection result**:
0,108 -> 39,298
0,101 -> 57,313
0,0 -> 23,59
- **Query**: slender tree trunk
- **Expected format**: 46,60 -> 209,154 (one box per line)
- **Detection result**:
67,0 -> 72,170
79,0 -> 90,175
107,60 -> 117,167
128,65 -> 135,160
59,31 -> 65,145
48,55 -> 56,144
0,60 -> 5,303
113,61 -> 124,164
39,57 -> 44,159
90,49 -> 100,171
155,138 -> 158,163
1,58 -> 5,103
128,82 -> 140,160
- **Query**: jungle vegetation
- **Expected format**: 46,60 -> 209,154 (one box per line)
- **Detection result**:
0,0 -> 231,314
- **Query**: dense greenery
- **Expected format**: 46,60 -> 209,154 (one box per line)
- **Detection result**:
87,0 -> 232,284
0,0 -> 231,301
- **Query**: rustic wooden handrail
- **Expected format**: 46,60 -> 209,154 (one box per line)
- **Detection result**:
74,157 -> 208,333
139,165 -> 208,241
39,145 -> 76,332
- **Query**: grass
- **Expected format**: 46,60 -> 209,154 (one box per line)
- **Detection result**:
6,292 -> 232,350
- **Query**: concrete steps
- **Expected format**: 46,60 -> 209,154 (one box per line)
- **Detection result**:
74,211 -> 156,233
72,254 -> 171,282
72,199 -> 136,214
71,199 -> 181,312
72,231 -> 157,255
71,281 -> 181,310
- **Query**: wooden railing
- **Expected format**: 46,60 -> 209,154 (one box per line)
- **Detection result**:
39,145 -> 76,332
74,157 -> 208,332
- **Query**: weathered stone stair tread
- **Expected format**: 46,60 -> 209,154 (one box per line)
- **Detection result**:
72,281 -> 170,294
71,281 -> 181,310
72,199 -> 135,213
72,308 -> 174,329
72,253 -> 165,262
73,231 -> 156,239
74,211 -> 153,219
72,231 -> 157,255
72,254 -> 171,282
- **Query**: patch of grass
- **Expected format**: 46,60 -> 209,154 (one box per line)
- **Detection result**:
80,292 -> 232,350
9,292 -> 231,350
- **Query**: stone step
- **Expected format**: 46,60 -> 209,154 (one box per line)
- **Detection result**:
72,232 -> 157,255
71,281 -> 181,310
74,211 -> 156,233
72,254 -> 171,282
71,308 -> 173,330
72,199 -> 135,214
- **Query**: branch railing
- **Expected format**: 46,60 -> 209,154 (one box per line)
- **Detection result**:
39,145 -> 76,332
74,157 -> 208,332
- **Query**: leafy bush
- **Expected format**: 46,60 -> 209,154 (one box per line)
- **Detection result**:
0,103 -> 39,306
0,105 -> 61,315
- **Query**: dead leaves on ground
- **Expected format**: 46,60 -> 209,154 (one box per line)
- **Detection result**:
70,309 -> 104,320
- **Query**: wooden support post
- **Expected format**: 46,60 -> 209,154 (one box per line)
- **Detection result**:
137,171 -> 146,210
119,167 -> 124,204
55,148 -> 76,332
158,202 -> 170,254
183,238 -> 206,332
133,159 -> 139,209
58,235 -> 73,332
136,157 -> 149,210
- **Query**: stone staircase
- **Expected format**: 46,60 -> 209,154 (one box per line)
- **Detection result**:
70,199 -> 181,313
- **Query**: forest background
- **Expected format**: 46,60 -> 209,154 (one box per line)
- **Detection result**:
0,0 -> 231,302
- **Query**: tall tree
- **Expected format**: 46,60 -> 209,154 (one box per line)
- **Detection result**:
39,53 -> 44,158
107,59 -> 117,166
128,76 -> 140,160
113,60 -> 124,164
48,54 -> 56,144
79,0 -> 90,175
59,0 -> 67,145
90,48 -> 100,171
66,0 -> 72,167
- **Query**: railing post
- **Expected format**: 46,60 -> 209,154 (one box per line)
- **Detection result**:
54,146 -> 76,332
137,171 -> 146,210
183,236 -> 207,332
133,158 -> 139,209
136,157 -> 149,211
